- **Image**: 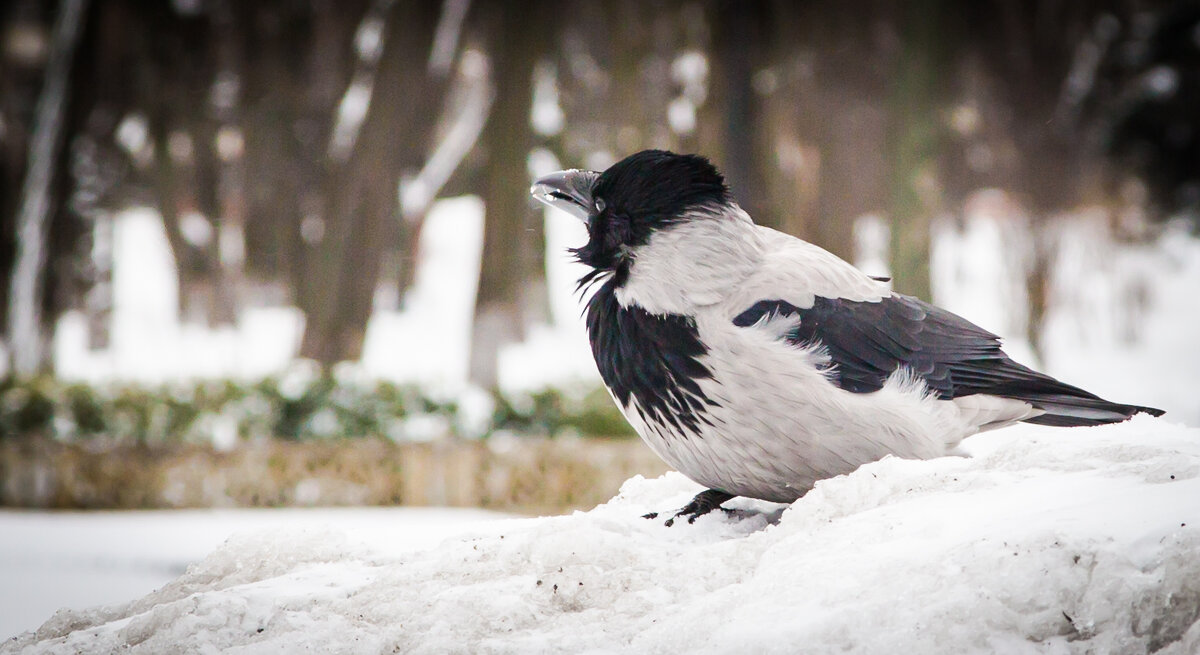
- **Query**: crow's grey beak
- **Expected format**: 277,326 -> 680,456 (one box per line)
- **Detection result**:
530,169 -> 600,224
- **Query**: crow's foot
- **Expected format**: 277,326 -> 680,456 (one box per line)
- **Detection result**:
643,489 -> 736,526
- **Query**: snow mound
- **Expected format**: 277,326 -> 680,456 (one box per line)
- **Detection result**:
7,418 -> 1200,654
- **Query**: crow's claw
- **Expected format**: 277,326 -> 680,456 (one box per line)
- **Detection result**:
655,489 -> 735,526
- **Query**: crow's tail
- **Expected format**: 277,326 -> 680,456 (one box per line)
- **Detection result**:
1017,393 -> 1165,427
981,365 -> 1165,427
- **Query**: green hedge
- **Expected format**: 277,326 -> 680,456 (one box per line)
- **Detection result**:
0,375 -> 635,443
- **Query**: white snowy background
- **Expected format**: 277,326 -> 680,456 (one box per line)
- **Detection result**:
3,194 -> 1200,651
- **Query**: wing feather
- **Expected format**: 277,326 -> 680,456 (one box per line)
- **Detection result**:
728,225 -> 1161,424
731,293 -> 1161,425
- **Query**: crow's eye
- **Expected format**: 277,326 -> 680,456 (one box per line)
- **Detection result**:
595,198 -> 606,213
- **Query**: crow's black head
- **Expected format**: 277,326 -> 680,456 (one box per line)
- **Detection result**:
531,150 -> 730,278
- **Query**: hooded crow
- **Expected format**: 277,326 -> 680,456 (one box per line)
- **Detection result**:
531,150 -> 1164,525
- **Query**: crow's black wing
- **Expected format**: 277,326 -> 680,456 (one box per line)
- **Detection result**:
733,294 -> 1163,425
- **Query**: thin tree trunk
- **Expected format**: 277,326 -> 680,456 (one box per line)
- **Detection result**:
469,1 -> 545,388
887,0 -> 942,301
7,0 -> 88,376
698,0 -> 773,228
207,0 -> 245,323
299,0 -> 447,366
0,9 -> 39,337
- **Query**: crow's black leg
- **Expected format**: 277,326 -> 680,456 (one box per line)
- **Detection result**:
643,489 -> 736,526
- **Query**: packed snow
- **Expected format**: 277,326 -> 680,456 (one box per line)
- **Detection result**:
6,417 -> 1198,654
0,507 -> 510,640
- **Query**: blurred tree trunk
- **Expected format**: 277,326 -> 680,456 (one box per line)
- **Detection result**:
0,2 -> 50,341
998,5 -> 1094,359
753,0 -> 820,244
137,3 -> 234,326
804,2 -> 891,265
239,2 -> 342,301
553,1 -> 691,164
887,0 -> 944,301
63,0 -> 134,350
202,0 -> 245,324
700,0 -> 881,264
6,0 -> 88,376
299,1 -> 448,366
699,1 -> 773,228
469,1 -> 550,388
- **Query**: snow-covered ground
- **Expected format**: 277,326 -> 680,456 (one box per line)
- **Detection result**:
6,418 -> 1198,653
0,506 -> 512,640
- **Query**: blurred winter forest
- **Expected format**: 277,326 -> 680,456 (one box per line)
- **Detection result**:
1,0 -> 1199,439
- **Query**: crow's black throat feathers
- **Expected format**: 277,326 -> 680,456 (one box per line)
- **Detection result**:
584,277 -> 718,436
